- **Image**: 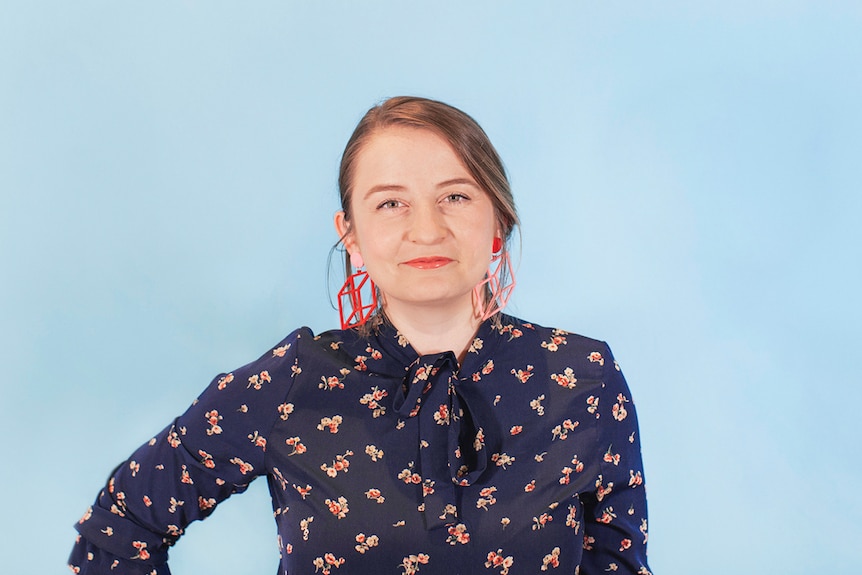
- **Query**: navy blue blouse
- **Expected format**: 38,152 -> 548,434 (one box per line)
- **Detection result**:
69,316 -> 651,574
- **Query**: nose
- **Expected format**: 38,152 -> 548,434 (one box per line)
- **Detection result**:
407,201 -> 448,245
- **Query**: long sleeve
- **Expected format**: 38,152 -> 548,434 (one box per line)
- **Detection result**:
579,343 -> 652,575
68,329 -> 304,574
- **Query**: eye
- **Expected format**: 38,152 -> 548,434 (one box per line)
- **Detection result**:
377,199 -> 403,210
444,193 -> 470,203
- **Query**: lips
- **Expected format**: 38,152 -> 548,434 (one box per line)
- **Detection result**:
403,257 -> 453,269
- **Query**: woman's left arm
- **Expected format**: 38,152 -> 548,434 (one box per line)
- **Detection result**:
579,343 -> 652,575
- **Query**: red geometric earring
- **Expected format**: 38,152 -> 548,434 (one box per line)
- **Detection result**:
473,237 -> 515,321
338,252 -> 378,330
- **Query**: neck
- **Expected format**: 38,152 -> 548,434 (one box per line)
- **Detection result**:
382,297 -> 482,364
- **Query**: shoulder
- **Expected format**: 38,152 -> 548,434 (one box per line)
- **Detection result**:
498,315 -> 614,361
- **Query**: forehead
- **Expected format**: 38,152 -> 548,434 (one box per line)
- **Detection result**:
351,126 -> 474,187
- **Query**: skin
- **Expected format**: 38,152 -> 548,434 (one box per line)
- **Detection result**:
334,126 -> 500,361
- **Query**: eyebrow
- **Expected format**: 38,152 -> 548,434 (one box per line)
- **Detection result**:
362,178 -> 480,199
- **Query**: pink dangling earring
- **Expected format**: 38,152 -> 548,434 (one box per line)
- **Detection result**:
473,237 -> 516,321
338,252 -> 378,330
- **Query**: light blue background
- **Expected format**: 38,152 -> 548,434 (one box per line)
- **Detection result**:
2,2 -> 860,573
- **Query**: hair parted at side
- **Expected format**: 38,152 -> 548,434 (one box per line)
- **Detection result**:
336,96 -> 520,328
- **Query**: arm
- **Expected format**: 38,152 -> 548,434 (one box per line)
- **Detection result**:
579,343 -> 652,575
68,329 -> 304,574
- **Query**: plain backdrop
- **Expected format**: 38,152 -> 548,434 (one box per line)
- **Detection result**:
1,2 -> 860,573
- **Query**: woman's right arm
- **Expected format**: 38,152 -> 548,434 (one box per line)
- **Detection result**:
68,329 -> 304,574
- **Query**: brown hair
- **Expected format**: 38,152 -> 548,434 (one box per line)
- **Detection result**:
336,96 -> 519,326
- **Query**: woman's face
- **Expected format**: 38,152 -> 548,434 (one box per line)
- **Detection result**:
335,126 -> 498,316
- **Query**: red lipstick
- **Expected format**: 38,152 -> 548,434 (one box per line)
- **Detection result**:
403,257 -> 453,269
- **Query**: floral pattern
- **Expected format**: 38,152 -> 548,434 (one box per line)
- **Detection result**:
69,315 -> 651,574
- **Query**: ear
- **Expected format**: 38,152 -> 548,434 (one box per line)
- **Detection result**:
334,211 -> 358,254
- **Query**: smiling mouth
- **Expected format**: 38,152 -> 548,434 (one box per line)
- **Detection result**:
403,257 -> 453,269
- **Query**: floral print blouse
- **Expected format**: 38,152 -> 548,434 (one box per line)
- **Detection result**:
69,315 -> 651,574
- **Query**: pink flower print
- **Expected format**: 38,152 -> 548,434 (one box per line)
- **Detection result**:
640,518 -> 649,543
473,427 -> 486,451
248,430 -> 267,449
320,450 -> 354,477
319,374 -> 345,391
446,523 -> 471,545
366,345 -> 382,360
398,462 -> 422,485
300,516 -> 314,540
365,444 -> 384,461
278,402 -> 295,421
167,429 -> 182,448
400,553 -> 430,574
421,478 -> 436,496
510,365 -> 534,383
198,450 -> 215,469
325,496 -> 350,519
559,467 -> 573,485
354,533 -> 380,553
565,505 -> 580,532
619,538 -> 632,552
78,507 -> 93,524
587,351 -> 604,365
550,367 -> 577,389
413,364 -> 432,381
142,495 -> 152,507
180,465 -> 193,485
604,446 -> 621,466
354,355 -> 368,371
216,373 -> 234,390
198,496 -> 216,511
509,425 -> 523,436
433,404 -> 450,425
272,344 -> 290,357
482,359 -> 495,375
131,541 -> 150,561
612,393 -> 630,422
586,396 -> 600,418
476,486 -> 498,510
229,456 -> 254,475
312,552 -> 345,574
532,512 -> 553,530
597,507 -> 617,524
541,547 -> 561,571
491,452 -> 515,469
168,497 -> 184,514
530,394 -> 546,416
317,415 -> 344,433
524,479 -> 536,492
205,410 -> 223,436
595,475 -> 614,502
541,331 -> 567,352
582,535 -> 596,550
629,470 -> 644,487
286,436 -> 307,456
485,549 -> 514,574
359,386 -> 388,418
551,419 -> 579,441
365,488 -> 385,503
570,455 -> 585,473
247,370 -> 271,390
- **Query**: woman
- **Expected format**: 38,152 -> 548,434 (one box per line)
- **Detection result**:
69,97 -> 652,574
